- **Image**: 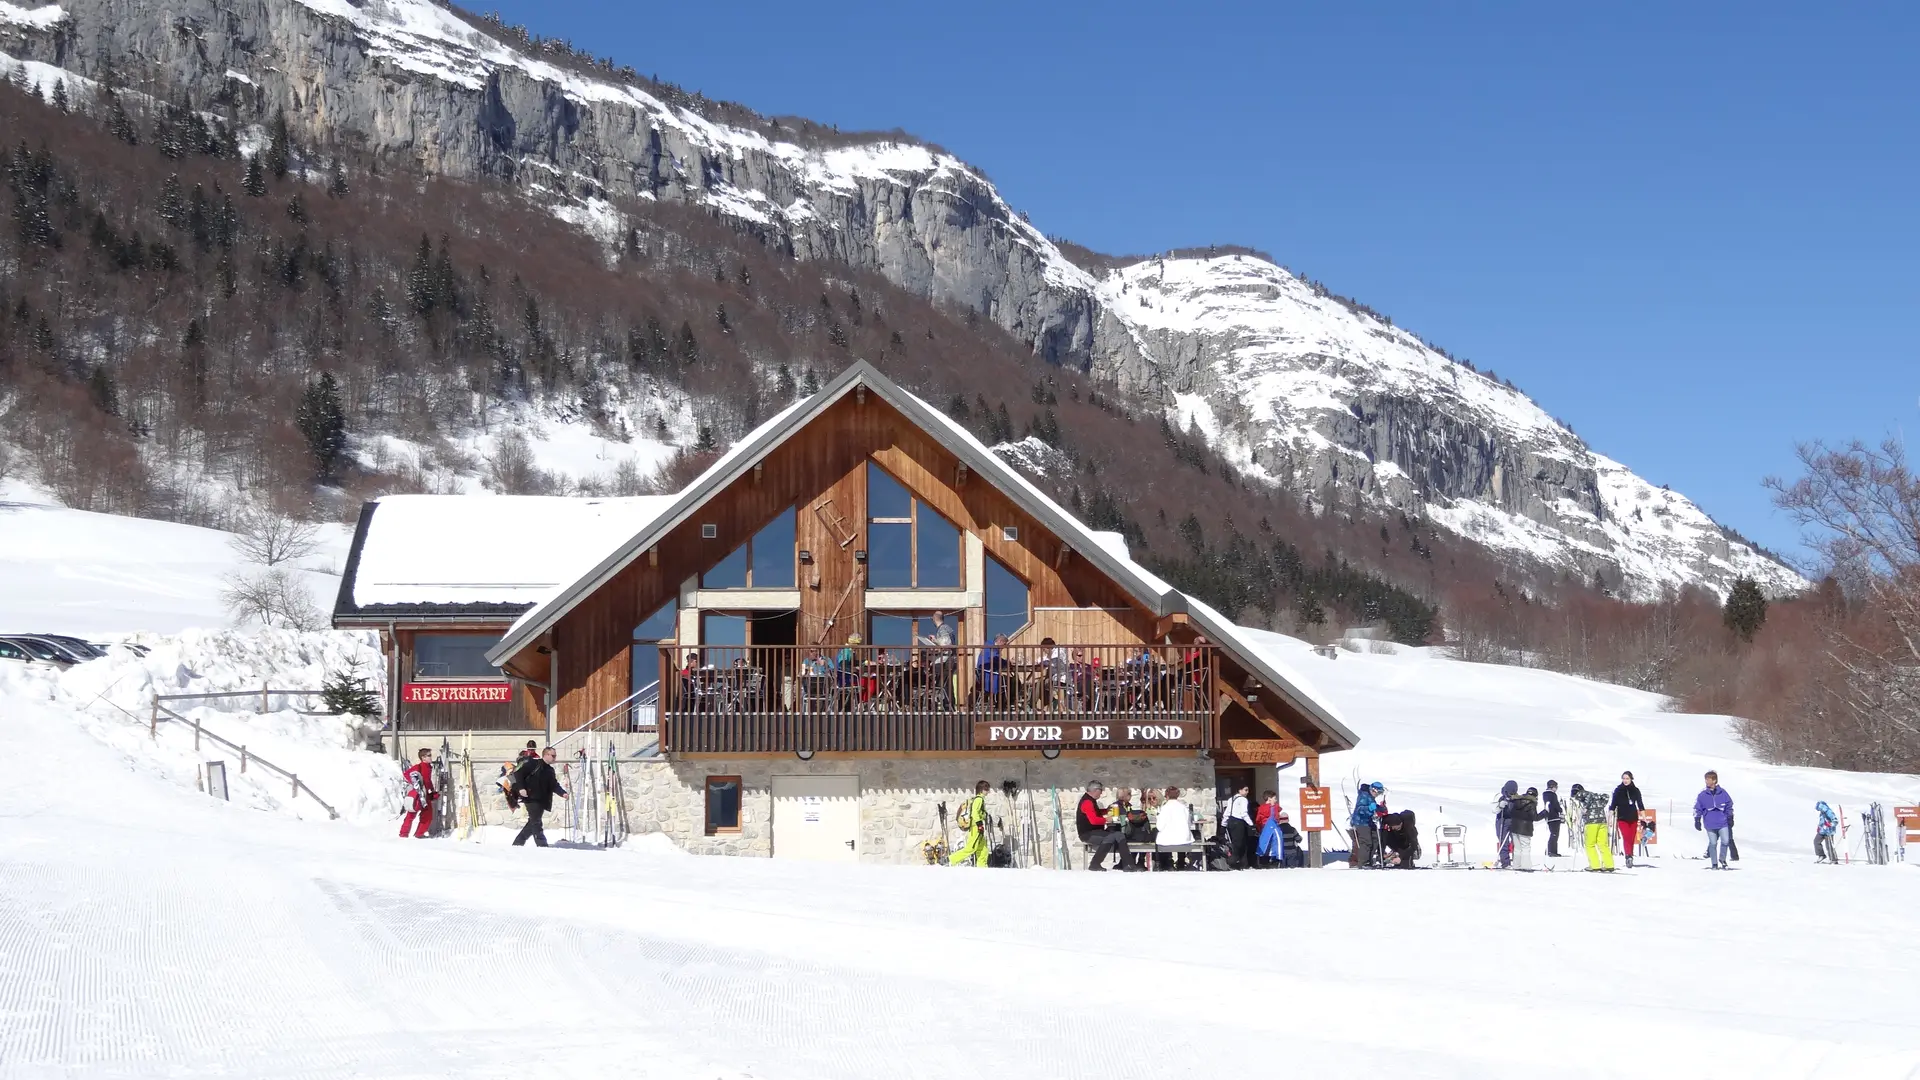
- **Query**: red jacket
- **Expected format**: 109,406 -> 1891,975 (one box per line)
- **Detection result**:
404,761 -> 437,804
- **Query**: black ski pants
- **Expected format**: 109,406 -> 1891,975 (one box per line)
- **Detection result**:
514,806 -> 548,847
1085,829 -> 1129,870
1227,819 -> 1252,869
1545,820 -> 1562,857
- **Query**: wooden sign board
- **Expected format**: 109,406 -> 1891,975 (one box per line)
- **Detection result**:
972,720 -> 1199,748
1893,806 -> 1920,824
1221,739 -> 1297,765
1298,785 -> 1332,832
402,682 -> 513,704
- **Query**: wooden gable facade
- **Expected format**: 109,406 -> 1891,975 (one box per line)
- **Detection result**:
488,370 -> 1349,771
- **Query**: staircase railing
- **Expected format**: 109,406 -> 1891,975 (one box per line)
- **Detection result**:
549,680 -> 658,752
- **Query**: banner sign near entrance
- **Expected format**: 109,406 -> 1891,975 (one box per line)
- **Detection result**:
972,720 -> 1199,748
1298,786 -> 1332,832
402,682 -> 513,704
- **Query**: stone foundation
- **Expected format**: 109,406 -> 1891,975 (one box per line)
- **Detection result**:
620,755 -> 1221,865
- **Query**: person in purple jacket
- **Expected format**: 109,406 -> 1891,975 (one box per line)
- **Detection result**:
1693,770 -> 1735,869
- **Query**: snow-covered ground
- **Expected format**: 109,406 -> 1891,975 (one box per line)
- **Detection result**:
3,620 -> 1916,1078
0,481 -> 351,637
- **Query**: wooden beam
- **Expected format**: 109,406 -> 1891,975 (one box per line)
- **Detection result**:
1153,613 -> 1193,640
1217,679 -> 1290,741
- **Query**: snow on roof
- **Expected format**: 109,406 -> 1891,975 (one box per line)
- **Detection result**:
1187,605 -> 1356,741
350,494 -> 675,610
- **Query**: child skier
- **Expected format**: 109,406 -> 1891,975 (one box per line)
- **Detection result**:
1349,781 -> 1386,868
949,781 -> 991,867
1815,801 -> 1839,863
399,747 -> 438,839
1569,783 -> 1614,872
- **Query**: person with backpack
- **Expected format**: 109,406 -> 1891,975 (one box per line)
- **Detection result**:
1494,781 -> 1519,868
1508,786 -> 1539,871
1610,771 -> 1647,868
1569,783 -> 1615,872
399,747 -> 438,839
1815,801 -> 1839,863
949,780 -> 991,867
1349,781 -> 1386,868
1255,790 -> 1285,867
511,746 -> 568,848
1076,781 -> 1134,871
1539,780 -> 1565,857
1693,771 -> 1735,869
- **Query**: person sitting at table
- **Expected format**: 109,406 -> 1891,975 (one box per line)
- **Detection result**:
977,633 -> 1011,708
1154,786 -> 1197,870
833,634 -> 866,708
678,649 -> 704,712
1180,635 -> 1210,711
1114,788 -> 1153,869
1038,637 -> 1071,710
1075,781 -> 1135,871
1070,648 -> 1098,711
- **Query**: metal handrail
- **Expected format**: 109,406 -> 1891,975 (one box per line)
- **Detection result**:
94,694 -> 342,819
550,681 -> 658,751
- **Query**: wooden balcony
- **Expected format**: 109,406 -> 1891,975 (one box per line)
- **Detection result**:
655,643 -> 1216,754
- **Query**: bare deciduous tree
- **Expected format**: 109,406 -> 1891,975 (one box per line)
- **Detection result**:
229,506 -> 320,566
221,567 -> 325,631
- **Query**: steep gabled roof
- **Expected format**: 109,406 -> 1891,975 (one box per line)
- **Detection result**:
485,360 -> 1358,750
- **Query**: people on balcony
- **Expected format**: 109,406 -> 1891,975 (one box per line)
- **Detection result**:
914,611 -> 956,648
977,634 -> 1012,708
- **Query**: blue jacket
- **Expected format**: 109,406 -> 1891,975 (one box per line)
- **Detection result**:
1351,787 -> 1381,828
1693,786 -> 1734,831
1816,802 -> 1838,836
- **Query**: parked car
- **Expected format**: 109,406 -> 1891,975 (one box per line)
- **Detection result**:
0,639 -> 59,667
33,634 -> 108,660
9,635 -> 96,664
0,636 -> 72,667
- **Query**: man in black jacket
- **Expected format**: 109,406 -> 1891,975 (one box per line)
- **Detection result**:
1540,780 -> 1565,857
511,746 -> 568,847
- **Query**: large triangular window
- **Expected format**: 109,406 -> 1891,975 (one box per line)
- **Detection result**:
700,509 -> 797,588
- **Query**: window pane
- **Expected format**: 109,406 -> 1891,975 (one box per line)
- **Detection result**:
706,778 -> 741,832
916,507 -> 962,588
868,522 -> 912,588
702,542 -> 749,589
414,634 -> 502,678
634,602 -> 676,641
984,556 -> 1029,643
869,613 -> 915,663
702,614 -> 748,647
751,510 -> 796,588
867,462 -> 911,520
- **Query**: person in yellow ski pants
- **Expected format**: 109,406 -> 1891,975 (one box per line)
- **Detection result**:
1570,783 -> 1615,871
949,781 -> 990,867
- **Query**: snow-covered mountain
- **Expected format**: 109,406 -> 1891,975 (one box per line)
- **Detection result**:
2,0 -> 1803,598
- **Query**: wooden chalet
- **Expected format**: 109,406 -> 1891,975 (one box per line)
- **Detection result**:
336,361 -> 1358,864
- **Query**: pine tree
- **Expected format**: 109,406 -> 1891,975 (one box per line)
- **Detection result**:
775,363 -> 796,401
158,174 -> 187,228
107,93 -> 138,145
799,368 -> 819,395
50,80 -> 68,114
295,372 -> 348,479
87,365 -> 119,415
242,155 -> 267,197
181,318 -> 207,409
406,233 -> 435,315
263,108 -> 291,179
1722,577 -> 1768,643
327,159 -> 349,198
320,660 -> 381,717
694,423 -> 716,452
286,193 -> 307,225
676,320 -> 698,365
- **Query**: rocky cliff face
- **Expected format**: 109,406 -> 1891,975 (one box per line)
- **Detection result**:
0,0 -> 1802,598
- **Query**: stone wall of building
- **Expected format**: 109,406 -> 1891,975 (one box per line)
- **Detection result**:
619,755 -> 1221,866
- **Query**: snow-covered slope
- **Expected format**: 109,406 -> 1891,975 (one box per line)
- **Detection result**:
0,482 -> 349,636
3,621 -> 1916,1078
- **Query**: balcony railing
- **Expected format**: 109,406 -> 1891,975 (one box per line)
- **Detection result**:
655,643 -> 1215,754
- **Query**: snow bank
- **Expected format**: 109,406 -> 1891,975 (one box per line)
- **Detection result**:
5,628 -> 402,825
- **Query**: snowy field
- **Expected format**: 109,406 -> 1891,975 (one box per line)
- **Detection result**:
0,481 -> 350,636
3,627 -> 1918,1079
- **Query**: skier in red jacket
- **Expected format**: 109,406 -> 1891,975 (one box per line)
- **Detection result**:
400,747 -> 438,838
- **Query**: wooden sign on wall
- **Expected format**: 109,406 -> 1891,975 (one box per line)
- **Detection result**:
1221,739 -> 1297,764
973,720 -> 1200,748
401,682 -> 513,704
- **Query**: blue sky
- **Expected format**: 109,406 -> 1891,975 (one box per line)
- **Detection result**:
485,0 -> 1917,561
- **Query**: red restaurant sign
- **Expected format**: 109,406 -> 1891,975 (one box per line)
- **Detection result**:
402,682 -> 513,704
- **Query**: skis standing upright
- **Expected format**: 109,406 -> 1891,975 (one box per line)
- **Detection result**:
1050,787 -> 1069,870
431,737 -> 455,837
457,732 -> 479,840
